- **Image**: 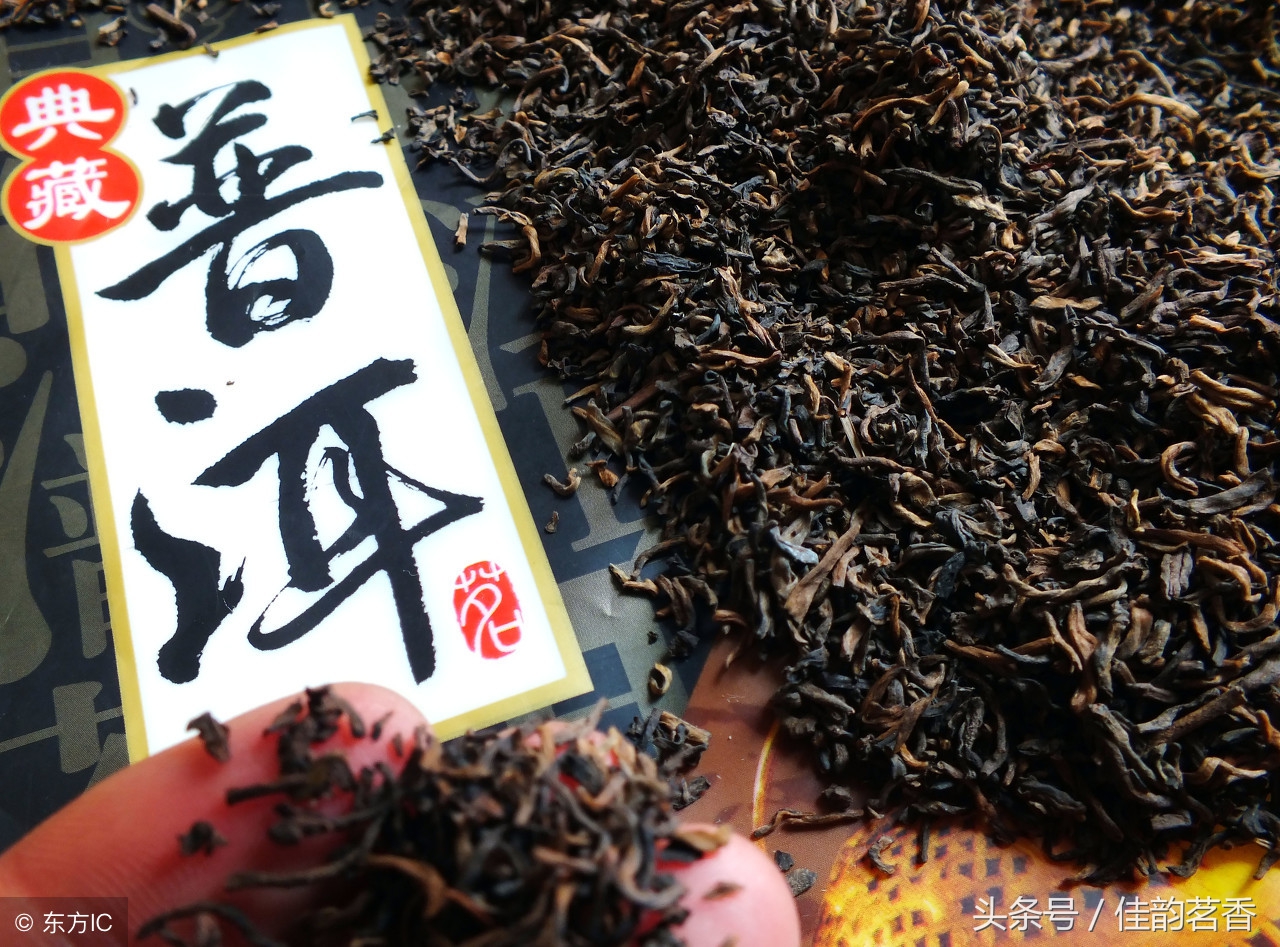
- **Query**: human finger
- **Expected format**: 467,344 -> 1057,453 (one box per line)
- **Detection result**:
0,682 -> 426,944
666,830 -> 802,947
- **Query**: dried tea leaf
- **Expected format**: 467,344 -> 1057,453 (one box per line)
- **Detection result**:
178,820 -> 227,856
147,688 -> 697,945
866,835 -> 897,876
785,868 -> 818,897
649,663 -> 673,698
375,0 -> 1280,886
187,712 -> 230,763
672,775 -> 711,811
752,808 -> 864,840
703,881 -> 742,901
542,468 -> 581,496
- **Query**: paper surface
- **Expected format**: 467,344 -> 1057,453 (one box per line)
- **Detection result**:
2,19 -> 590,757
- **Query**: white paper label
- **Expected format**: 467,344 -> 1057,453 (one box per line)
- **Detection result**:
48,20 -> 587,754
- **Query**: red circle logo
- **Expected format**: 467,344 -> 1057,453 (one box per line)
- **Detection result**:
453,561 -> 524,659
0,71 -> 127,158
0,69 -> 139,245
3,151 -> 139,244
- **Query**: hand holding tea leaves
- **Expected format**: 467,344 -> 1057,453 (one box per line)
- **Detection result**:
0,684 -> 800,947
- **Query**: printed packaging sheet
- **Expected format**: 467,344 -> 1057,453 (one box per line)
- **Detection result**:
0,19 -> 590,758
683,636 -> 1280,945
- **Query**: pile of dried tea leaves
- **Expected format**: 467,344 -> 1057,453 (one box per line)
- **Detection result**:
143,688 -> 706,946
629,708 -> 713,810
0,0 -> 83,30
370,0 -> 1280,882
1,0 -> 284,45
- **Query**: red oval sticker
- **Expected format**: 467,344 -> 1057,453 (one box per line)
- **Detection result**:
454,561 -> 524,659
0,69 -> 139,245
3,150 -> 139,244
0,71 -> 128,158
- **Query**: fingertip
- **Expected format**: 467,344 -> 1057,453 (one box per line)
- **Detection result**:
323,681 -> 431,741
0,683 -> 428,928
668,830 -> 802,947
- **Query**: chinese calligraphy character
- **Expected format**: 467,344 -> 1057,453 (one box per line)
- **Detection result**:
97,80 -> 383,347
11,83 -> 115,149
23,157 -> 132,230
1185,896 -> 1219,932
1115,894 -> 1152,932
1150,895 -> 1184,931
1007,895 -> 1041,932
67,913 -> 90,934
131,493 -> 244,685
1222,897 -> 1257,933
1043,895 -> 1077,932
972,895 -> 1006,932
43,913 -> 65,935
135,358 -> 481,685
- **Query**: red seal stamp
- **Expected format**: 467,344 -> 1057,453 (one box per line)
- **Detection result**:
453,561 -> 524,659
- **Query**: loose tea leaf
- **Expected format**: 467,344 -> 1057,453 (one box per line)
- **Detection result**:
649,662 -> 674,698
751,808 -> 864,841
187,712 -> 230,763
702,881 -> 742,901
625,707 -> 712,813
785,868 -> 819,898
148,688 -> 703,946
671,775 -> 711,812
543,467 -> 582,497
866,835 -> 898,877
178,820 -> 227,857
381,0 -> 1280,882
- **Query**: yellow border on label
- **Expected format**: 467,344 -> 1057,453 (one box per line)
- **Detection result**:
54,241 -> 150,761
49,16 -> 590,760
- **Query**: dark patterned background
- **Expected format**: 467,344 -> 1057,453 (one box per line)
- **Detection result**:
0,4 -> 709,852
